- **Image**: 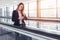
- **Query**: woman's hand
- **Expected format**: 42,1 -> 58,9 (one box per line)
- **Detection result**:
18,16 -> 24,20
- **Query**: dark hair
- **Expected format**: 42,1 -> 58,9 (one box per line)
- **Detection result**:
16,3 -> 24,12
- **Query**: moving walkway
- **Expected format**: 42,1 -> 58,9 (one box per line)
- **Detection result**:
0,16 -> 60,40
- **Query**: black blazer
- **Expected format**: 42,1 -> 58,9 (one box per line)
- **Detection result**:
12,10 -> 27,26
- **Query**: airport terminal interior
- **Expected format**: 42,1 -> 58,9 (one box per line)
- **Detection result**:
0,0 -> 60,40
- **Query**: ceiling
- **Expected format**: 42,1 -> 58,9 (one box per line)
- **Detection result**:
0,0 -> 28,7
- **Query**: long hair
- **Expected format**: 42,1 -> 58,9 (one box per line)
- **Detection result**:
16,3 -> 24,14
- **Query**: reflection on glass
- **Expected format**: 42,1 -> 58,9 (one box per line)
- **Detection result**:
27,21 -> 37,28
39,22 -> 57,30
57,23 -> 60,31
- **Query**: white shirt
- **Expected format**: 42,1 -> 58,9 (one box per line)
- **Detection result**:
18,11 -> 22,24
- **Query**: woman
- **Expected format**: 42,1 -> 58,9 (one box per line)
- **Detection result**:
12,3 -> 27,28
12,3 -> 29,40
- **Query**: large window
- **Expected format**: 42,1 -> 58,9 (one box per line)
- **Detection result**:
39,0 -> 60,18
39,0 -> 57,18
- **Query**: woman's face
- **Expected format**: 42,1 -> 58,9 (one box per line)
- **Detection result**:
18,5 -> 24,11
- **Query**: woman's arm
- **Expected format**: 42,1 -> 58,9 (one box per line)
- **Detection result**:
23,13 -> 27,20
12,10 -> 19,22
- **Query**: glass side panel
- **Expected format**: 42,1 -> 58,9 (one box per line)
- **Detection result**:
0,24 -> 55,40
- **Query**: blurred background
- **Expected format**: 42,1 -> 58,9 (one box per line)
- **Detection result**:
0,0 -> 60,40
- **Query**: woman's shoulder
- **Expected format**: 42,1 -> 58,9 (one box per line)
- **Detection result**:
13,10 -> 17,12
13,10 -> 18,14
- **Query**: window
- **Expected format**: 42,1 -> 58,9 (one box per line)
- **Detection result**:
40,0 -> 56,9
57,0 -> 60,8
29,0 -> 37,17
57,0 -> 60,18
24,2 -> 29,17
0,8 -> 2,16
5,6 -> 13,17
9,6 -> 13,17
